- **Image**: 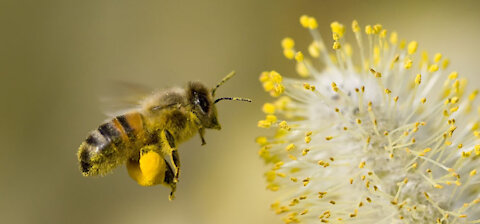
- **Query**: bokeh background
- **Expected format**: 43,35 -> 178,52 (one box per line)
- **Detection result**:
1,0 -> 480,223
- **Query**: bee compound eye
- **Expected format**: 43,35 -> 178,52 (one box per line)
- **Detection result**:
197,94 -> 210,113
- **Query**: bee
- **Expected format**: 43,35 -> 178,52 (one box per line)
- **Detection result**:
77,71 -> 250,200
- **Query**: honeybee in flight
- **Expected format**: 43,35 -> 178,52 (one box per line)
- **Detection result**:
77,71 -> 251,200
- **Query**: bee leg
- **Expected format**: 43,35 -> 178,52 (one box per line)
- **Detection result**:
163,160 -> 177,201
172,149 -> 180,180
199,128 -> 206,145
161,130 -> 181,182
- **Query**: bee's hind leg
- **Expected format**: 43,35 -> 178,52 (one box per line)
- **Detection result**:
161,130 -> 181,182
163,161 -> 177,201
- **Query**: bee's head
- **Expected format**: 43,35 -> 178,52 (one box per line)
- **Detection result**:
187,81 -> 221,130
188,71 -> 252,130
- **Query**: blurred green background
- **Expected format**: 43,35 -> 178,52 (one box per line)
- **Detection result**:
1,0 -> 480,223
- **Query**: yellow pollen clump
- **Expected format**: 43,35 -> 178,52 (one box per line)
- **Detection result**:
286,144 -> 296,152
404,59 -> 413,69
415,74 -> 422,85
373,24 -> 383,34
331,21 -> 345,37
390,31 -> 398,45
262,103 -> 276,114
407,41 -> 418,55
260,70 -> 285,97
434,53 -> 442,63
365,25 -> 373,35
449,71 -> 458,80
359,161 -> 366,168
333,41 -> 341,50
295,51 -> 304,62
428,64 -> 439,73
281,37 -> 295,49
283,48 -> 295,60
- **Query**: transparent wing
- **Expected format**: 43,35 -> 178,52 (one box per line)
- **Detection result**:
99,80 -> 154,117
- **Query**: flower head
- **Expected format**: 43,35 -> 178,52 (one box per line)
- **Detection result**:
258,15 -> 480,223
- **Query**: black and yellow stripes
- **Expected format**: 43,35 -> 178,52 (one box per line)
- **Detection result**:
78,112 -> 146,176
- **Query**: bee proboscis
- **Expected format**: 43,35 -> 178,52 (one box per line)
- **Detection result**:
77,71 -> 250,200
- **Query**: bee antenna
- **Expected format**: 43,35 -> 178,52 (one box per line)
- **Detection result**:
214,97 -> 252,104
212,71 -> 236,97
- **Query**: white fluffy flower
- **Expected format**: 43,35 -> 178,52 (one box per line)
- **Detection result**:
257,16 -> 480,223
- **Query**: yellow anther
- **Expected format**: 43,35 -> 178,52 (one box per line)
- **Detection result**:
330,21 -> 345,37
296,62 -> 310,78
279,121 -> 290,131
259,71 -> 269,82
262,103 -> 276,114
266,115 -> 277,123
307,17 -> 318,29
283,48 -> 295,59
333,41 -> 341,50
303,177 -> 310,186
434,53 -> 442,63
451,97 -> 459,104
421,98 -> 426,104
358,161 -> 366,168
286,144 -> 296,152
255,136 -> 268,146
434,184 -> 443,189
302,148 -> 310,156
352,20 -> 360,33
450,106 -> 459,113
294,51 -> 304,62
290,177 -> 298,182
305,136 -> 311,144
394,96 -> 399,102
390,31 -> 398,45
442,59 -> 450,69
331,82 -> 339,92
303,83 -> 311,90
299,15 -> 309,28
332,33 -> 340,41
449,71 -> 458,80
258,120 -> 272,128
428,64 -> 439,73
404,59 -> 413,69
469,90 -> 478,101
373,24 -> 382,34
365,25 -> 373,35
325,136 -> 333,141
281,37 -> 295,49
385,89 -> 391,94
399,40 -> 406,49
380,29 -> 387,38
415,74 -> 422,85
407,41 -> 418,55
470,169 -> 477,176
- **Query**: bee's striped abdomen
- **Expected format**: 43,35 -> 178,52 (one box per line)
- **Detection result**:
78,112 -> 145,176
